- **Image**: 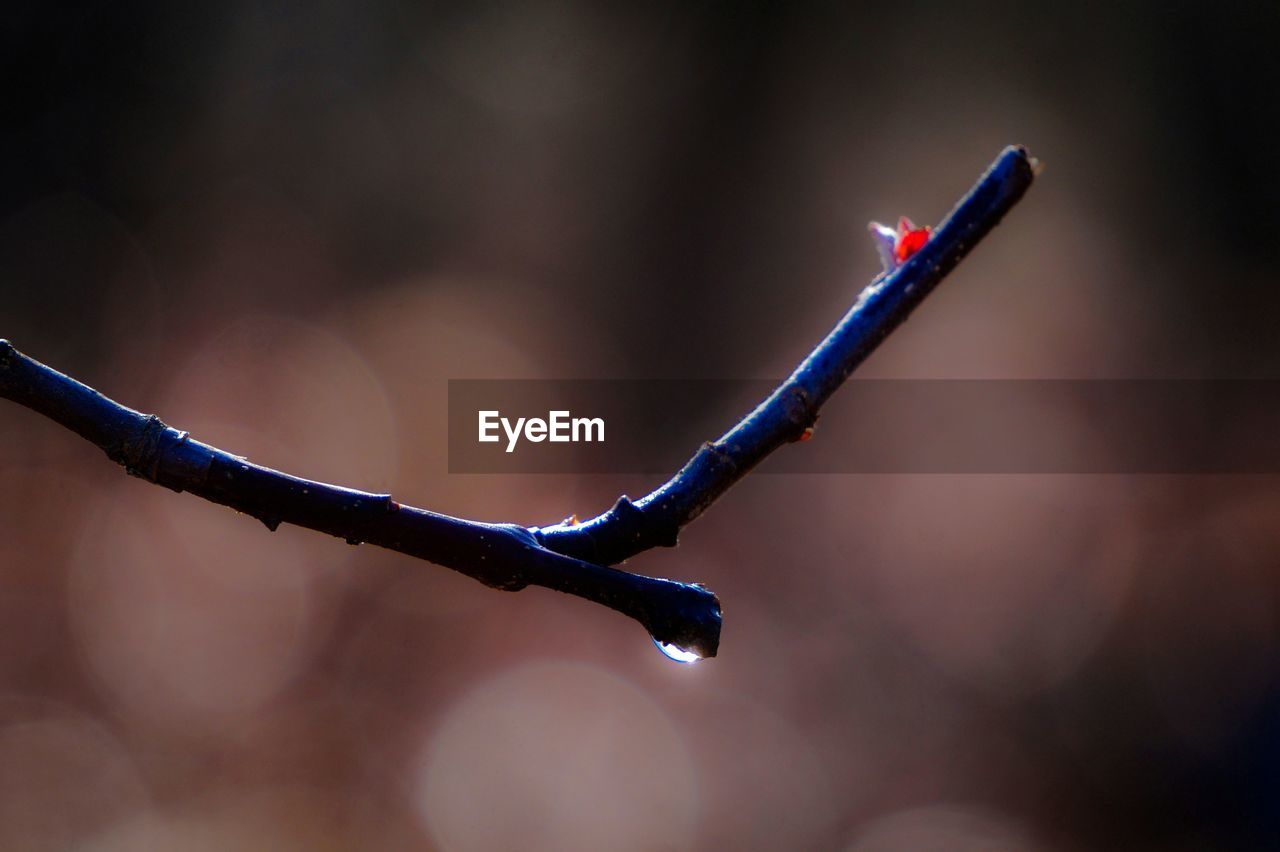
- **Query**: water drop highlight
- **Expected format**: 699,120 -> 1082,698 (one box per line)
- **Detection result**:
653,638 -> 701,664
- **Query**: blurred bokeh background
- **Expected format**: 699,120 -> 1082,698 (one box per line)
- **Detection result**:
4,1 -> 1280,848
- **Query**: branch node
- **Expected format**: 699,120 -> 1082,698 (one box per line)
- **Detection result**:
109,414 -> 169,481
612,495 -> 680,548
779,383 -> 818,442
696,441 -> 739,480
611,494 -> 643,533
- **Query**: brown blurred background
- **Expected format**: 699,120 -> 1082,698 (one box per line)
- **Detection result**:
3,1 -> 1280,849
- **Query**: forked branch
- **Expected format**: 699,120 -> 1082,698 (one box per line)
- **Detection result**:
534,145 -> 1036,565
0,145 -> 1035,660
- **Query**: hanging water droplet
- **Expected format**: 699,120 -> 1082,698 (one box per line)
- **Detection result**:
653,637 -> 701,664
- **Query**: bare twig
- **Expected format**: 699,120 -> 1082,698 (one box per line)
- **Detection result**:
0,341 -> 721,657
533,146 -> 1036,565
1,145 -> 1034,661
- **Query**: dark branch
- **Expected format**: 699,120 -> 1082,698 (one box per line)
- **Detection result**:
0,340 -> 721,658
533,145 -> 1037,565
1,145 -> 1035,661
